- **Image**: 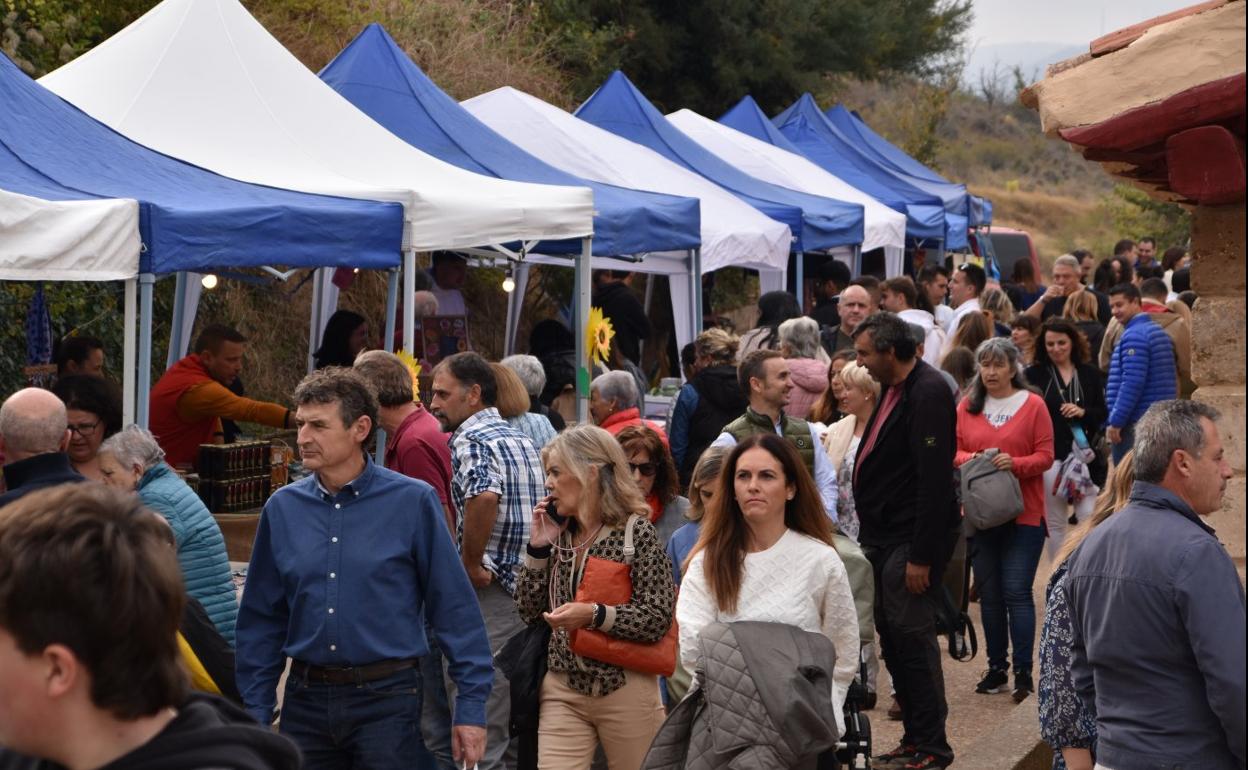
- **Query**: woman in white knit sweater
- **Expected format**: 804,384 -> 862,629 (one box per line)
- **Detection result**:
676,432 -> 859,735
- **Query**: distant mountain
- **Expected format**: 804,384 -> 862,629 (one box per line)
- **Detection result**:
965,41 -> 1086,86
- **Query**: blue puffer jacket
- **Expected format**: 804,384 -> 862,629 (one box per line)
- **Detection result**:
139,463 -> 238,645
1106,313 -> 1177,429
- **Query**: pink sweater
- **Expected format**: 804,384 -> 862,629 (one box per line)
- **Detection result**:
954,392 -> 1055,528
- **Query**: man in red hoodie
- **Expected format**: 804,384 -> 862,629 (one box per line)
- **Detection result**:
148,325 -> 292,470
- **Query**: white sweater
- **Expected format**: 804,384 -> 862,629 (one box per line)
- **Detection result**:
677,529 -> 860,736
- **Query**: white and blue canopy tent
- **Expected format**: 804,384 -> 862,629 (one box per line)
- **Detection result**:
1,51 -> 403,427
317,24 -> 705,357
462,86 -> 793,351
40,0 -> 601,419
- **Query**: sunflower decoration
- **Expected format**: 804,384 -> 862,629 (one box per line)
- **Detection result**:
395,349 -> 423,400
587,306 -> 615,367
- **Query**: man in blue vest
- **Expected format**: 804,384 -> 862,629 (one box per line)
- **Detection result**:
710,349 -> 837,512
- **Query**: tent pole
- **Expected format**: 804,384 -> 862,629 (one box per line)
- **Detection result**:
123,278 -> 137,427
639,272 -> 654,366
307,268 -> 324,373
375,268 -> 401,466
795,251 -> 804,313
136,273 -> 155,429
403,249 -> 417,356
692,248 -> 703,334
167,272 -> 186,369
503,262 -> 531,358
574,237 -> 591,425
853,244 -> 863,278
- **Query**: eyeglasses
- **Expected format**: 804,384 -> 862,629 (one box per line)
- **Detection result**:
628,462 -> 657,477
68,420 -> 100,436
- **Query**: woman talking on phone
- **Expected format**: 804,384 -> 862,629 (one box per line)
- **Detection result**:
515,425 -> 676,770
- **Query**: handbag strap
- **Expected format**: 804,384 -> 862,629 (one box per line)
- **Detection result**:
622,513 -> 642,565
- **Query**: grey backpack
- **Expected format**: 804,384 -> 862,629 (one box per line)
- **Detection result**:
960,448 -> 1024,531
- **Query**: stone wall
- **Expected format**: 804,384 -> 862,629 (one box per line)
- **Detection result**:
1190,204 -> 1246,570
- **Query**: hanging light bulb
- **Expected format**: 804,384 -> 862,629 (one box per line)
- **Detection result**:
201,274 -> 219,290
502,272 -> 516,293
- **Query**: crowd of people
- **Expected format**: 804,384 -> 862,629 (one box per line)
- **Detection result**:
0,242 -> 1240,770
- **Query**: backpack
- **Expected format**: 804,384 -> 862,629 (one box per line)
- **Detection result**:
959,449 -> 1024,532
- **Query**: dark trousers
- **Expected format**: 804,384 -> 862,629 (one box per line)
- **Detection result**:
1110,423 -> 1135,464
970,522 -> 1046,673
865,542 -> 953,764
281,666 -> 438,770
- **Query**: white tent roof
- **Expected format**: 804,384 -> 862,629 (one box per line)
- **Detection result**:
0,189 -> 140,280
462,87 -> 791,276
39,0 -> 593,252
666,109 -> 907,254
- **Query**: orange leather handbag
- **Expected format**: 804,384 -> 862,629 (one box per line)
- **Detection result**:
569,515 -> 678,677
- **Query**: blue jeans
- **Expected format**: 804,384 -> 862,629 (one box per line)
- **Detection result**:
970,522 -> 1046,673
419,634 -> 458,770
1111,423 -> 1135,464
281,665 -> 438,770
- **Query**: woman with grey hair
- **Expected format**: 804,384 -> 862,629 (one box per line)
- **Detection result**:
590,370 -> 667,441
501,353 -> 565,431
778,316 -> 829,420
98,425 -> 238,644
954,338 -> 1055,702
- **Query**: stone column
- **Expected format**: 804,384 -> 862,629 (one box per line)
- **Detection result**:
1189,204 -> 1246,573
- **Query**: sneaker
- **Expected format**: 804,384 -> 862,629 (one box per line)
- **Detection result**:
901,752 -> 949,769
1012,670 -> 1034,702
874,744 -> 916,768
975,668 -> 1009,694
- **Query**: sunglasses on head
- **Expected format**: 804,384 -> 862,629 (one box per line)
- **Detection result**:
628,462 -> 657,477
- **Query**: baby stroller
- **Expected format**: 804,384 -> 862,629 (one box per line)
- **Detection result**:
833,656 -> 873,769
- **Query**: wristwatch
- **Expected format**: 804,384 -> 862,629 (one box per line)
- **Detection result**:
591,603 -> 607,629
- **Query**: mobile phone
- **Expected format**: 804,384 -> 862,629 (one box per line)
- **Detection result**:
545,499 -> 568,526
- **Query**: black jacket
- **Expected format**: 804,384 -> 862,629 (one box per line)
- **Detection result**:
593,281 -> 651,366
181,596 -> 242,704
1025,362 -> 1108,484
680,365 -> 746,485
852,359 -> 959,568
810,295 -> 840,329
0,453 -> 84,508
0,695 -> 300,770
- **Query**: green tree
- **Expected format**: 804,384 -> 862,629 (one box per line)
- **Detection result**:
536,0 -> 971,114
1,0 -> 155,76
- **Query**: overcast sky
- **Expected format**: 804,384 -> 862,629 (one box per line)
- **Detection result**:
966,0 -> 1196,47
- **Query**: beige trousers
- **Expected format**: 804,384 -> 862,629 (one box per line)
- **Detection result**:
538,670 -> 665,770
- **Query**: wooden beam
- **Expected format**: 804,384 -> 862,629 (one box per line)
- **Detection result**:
1059,73 -> 1247,152
1167,125 -> 1247,204
1089,0 -> 1227,57
1081,146 -> 1167,164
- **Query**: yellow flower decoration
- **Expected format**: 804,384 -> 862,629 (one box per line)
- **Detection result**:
587,306 -> 614,367
395,349 -> 423,400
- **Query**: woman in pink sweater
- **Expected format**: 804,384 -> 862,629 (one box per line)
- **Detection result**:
955,337 -> 1054,703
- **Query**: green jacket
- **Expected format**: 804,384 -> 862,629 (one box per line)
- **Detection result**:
722,407 -> 816,475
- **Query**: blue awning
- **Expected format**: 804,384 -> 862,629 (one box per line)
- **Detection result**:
0,51 -> 403,275
826,105 -> 991,227
575,72 -> 864,252
319,25 -> 701,257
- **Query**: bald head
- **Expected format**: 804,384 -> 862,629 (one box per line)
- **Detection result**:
839,285 -> 874,332
0,388 -> 70,463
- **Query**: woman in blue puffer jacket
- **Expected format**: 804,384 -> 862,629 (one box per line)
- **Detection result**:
99,426 -> 238,645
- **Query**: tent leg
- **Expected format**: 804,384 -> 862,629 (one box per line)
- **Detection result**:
692,248 -> 703,334
167,272 -> 186,370
307,268 -> 324,373
795,251 -> 805,313
136,273 -> 155,429
503,262 -> 531,358
853,244 -> 863,278
375,268 -> 402,466
403,250 -> 417,356
123,278 -> 137,427
639,272 -> 655,366
574,237 -> 592,425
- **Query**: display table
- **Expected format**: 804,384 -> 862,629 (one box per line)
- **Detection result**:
213,509 -> 262,563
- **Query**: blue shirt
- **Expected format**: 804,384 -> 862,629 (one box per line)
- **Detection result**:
235,457 -> 492,726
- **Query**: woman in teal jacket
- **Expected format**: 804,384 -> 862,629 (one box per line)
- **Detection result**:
99,426 -> 238,645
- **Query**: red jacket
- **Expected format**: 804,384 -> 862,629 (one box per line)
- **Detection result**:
600,408 -> 669,446
954,392 -> 1054,528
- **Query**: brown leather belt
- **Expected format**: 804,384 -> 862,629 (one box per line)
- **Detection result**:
290,657 -> 418,685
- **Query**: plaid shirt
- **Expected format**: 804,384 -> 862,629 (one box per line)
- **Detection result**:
449,408 -> 544,596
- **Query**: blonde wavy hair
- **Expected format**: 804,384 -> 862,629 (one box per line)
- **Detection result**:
837,360 -> 881,401
541,424 -> 651,528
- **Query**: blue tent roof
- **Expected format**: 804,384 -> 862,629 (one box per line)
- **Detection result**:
825,105 -> 992,226
575,72 -> 864,252
771,94 -> 967,248
0,52 -> 403,275
319,25 -> 700,257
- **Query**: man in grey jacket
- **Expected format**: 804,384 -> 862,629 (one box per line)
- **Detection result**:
1064,400 -> 1244,770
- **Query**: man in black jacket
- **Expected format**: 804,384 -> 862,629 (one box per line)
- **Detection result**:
0,389 -> 83,508
851,312 -> 958,770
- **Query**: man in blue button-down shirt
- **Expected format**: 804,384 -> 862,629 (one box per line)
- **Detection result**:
236,368 -> 493,769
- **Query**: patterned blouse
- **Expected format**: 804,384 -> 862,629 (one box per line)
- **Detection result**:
1038,563 -> 1098,769
835,434 -> 862,542
515,515 -> 676,697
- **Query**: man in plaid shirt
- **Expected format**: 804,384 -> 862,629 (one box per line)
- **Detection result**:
431,351 -> 545,770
